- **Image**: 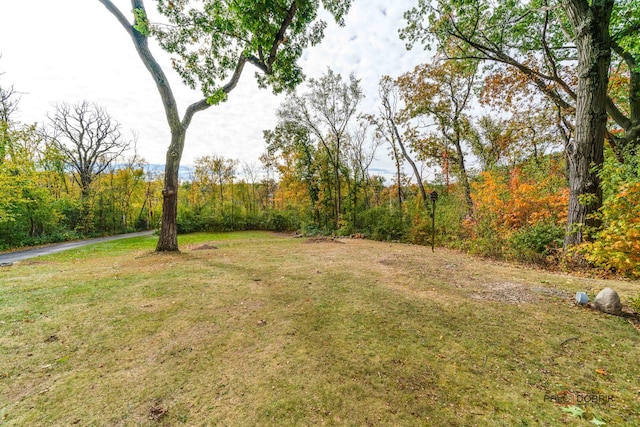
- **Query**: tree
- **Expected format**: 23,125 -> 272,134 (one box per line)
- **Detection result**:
274,68 -> 364,229
45,101 -> 130,199
242,161 -> 260,213
97,0 -> 353,251
401,0 -> 632,247
370,76 -> 429,208
478,72 -> 569,167
0,84 -> 62,246
104,150 -> 147,232
194,154 -> 236,205
259,150 -> 279,209
343,121 -> 380,227
0,84 -> 18,124
264,120 -> 322,224
397,57 -> 477,213
561,0 -> 613,246
0,81 -> 19,161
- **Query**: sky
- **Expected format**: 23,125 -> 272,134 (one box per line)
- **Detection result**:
0,0 -> 428,179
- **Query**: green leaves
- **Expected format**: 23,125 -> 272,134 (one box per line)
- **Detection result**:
561,405 -> 585,417
152,0 -> 353,101
206,88 -> 229,105
611,0 -> 640,70
132,7 -> 150,36
559,404 -> 607,426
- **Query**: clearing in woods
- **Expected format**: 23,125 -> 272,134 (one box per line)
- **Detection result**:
0,231 -> 638,425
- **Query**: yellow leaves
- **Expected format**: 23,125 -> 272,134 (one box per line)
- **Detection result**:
470,164 -> 568,236
580,182 -> 640,277
397,57 -> 478,119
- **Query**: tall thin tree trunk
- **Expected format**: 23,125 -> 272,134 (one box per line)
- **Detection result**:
99,0 -> 249,251
396,158 -> 403,208
388,115 -> 428,207
453,134 -> 473,214
334,158 -> 341,229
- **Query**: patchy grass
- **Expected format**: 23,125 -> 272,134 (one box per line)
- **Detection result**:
1,232 -> 639,426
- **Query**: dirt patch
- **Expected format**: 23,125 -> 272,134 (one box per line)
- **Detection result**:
148,402 -> 168,421
472,281 -> 571,304
271,231 -> 297,237
192,243 -> 219,251
21,260 -> 50,266
304,237 -> 344,244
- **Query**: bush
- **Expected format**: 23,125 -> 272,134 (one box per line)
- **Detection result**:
360,207 -> 407,241
177,206 -> 207,234
265,212 -> 291,232
579,182 -> 640,277
506,221 -> 564,264
407,220 -> 432,246
465,159 -> 568,260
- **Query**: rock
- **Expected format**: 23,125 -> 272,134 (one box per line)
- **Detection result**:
593,287 -> 622,315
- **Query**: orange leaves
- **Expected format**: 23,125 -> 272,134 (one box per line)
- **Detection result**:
471,163 -> 569,234
480,67 -> 532,110
396,57 -> 478,120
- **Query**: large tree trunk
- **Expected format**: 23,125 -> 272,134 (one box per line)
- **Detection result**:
561,0 -> 613,248
156,129 -> 185,251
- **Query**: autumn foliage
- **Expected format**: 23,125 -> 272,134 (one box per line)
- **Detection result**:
579,182 -> 640,277
464,158 -> 568,262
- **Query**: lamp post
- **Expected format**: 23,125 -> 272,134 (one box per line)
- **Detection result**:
430,190 -> 438,252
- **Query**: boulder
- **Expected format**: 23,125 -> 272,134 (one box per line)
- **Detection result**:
593,287 -> 622,315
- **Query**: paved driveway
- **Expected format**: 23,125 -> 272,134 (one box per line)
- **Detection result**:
0,231 -> 156,265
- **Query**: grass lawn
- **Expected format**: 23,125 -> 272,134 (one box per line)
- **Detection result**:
1,231 -> 639,426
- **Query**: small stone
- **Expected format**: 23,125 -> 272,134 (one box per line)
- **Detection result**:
593,287 -> 622,315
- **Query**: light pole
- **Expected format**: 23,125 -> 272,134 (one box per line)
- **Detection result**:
430,190 -> 438,252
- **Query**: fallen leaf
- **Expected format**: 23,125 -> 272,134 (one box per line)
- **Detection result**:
561,405 -> 585,418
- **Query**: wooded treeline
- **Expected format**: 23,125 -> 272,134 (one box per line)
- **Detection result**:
3,56 -> 638,277
0,95 -> 161,248
2,0 -> 639,277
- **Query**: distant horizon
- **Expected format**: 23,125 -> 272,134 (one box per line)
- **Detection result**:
134,163 -> 401,184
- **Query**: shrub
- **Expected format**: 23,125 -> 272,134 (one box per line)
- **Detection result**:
579,182 -> 640,277
506,221 -> 564,264
467,159 -> 568,260
360,207 -> 407,241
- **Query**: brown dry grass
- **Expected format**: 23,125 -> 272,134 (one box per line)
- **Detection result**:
1,232 -> 639,426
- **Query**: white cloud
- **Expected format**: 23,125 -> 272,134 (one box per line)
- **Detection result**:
0,0 -> 429,180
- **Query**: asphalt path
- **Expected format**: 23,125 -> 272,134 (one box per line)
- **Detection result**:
0,230 -> 156,265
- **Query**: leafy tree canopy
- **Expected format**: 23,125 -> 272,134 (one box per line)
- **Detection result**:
151,0 -> 353,103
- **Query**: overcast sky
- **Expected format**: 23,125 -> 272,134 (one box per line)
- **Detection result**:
0,0 -> 428,178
